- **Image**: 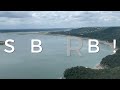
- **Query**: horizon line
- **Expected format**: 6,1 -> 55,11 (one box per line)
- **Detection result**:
0,26 -> 120,30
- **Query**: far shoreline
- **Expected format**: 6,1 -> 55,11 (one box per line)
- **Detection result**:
48,33 -> 114,70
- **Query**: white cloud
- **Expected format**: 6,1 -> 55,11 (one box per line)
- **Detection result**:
0,11 -> 120,29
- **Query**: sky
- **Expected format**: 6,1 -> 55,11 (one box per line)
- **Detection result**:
0,11 -> 120,29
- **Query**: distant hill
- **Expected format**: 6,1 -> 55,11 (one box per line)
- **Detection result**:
50,27 -> 108,35
82,27 -> 120,42
50,27 -> 120,46
66,27 -> 107,35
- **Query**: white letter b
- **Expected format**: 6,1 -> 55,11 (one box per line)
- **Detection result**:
31,39 -> 42,53
88,39 -> 99,53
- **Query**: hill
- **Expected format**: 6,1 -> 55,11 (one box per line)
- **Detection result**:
50,27 -> 107,36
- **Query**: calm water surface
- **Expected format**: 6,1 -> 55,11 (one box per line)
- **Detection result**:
0,32 -> 112,79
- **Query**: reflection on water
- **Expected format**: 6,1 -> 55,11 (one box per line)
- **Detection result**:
0,32 -> 112,79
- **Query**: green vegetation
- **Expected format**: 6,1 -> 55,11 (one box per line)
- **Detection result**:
64,66 -> 120,79
50,27 -> 107,36
82,27 -> 120,46
51,26 -> 120,79
100,49 -> 120,68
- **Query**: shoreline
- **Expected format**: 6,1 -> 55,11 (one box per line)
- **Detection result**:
48,33 -> 114,47
94,63 -> 104,69
48,33 -> 115,70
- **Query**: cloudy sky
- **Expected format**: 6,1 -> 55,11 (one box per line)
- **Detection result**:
0,11 -> 120,29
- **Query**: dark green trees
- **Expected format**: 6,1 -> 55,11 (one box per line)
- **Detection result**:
64,66 -> 120,79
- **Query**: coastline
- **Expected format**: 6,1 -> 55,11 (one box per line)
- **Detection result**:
48,33 -> 113,70
48,33 -> 114,48
94,63 -> 104,69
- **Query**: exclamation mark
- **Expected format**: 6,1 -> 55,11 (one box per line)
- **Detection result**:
113,39 -> 116,53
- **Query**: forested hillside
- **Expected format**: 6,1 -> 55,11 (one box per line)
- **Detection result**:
64,66 -> 120,79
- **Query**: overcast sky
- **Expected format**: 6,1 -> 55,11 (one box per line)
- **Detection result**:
0,11 -> 120,29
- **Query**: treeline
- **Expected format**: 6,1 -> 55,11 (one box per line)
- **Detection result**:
51,27 -> 120,46
50,27 -> 107,36
64,66 -> 120,79
82,27 -> 120,44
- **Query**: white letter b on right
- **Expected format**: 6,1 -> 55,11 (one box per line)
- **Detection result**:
88,39 -> 99,53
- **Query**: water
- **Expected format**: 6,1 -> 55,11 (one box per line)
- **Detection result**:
0,32 -> 112,79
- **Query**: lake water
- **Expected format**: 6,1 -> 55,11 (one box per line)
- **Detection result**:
0,32 -> 112,79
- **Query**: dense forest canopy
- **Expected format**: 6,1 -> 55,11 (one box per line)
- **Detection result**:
64,66 -> 120,79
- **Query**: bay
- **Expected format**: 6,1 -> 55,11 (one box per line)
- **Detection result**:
0,32 -> 112,79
